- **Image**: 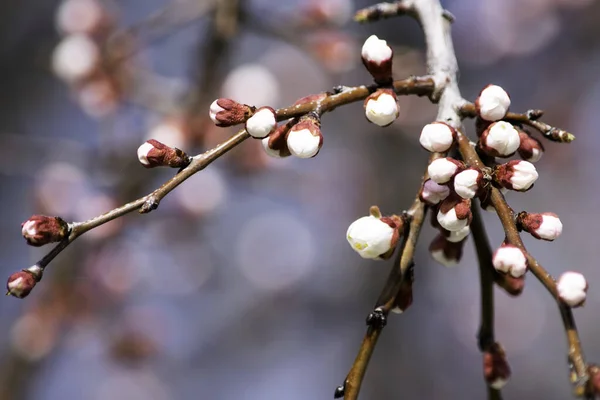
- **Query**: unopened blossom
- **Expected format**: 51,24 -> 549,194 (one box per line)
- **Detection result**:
492,244 -> 527,278
391,271 -> 413,314
361,35 -> 393,84
21,216 -> 69,247
437,196 -> 472,232
429,234 -> 465,267
517,130 -> 544,163
245,107 -> 277,138
517,212 -> 562,241
137,139 -> 190,169
346,207 -> 402,260
286,115 -> 323,158
419,122 -> 456,153
475,85 -> 511,122
557,271 -> 588,307
419,179 -> 450,205
428,157 -> 464,184
494,160 -> 538,192
6,266 -> 43,299
56,0 -> 107,35
443,225 -> 471,243
483,343 -> 511,390
52,34 -> 100,83
262,120 -> 293,158
479,121 -> 521,157
453,168 -> 484,199
209,98 -> 252,127
364,89 -> 399,127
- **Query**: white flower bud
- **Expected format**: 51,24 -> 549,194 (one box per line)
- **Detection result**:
287,118 -> 323,159
419,122 -> 455,153
518,212 -> 562,241
52,34 -> 100,83
476,85 -> 511,122
453,168 -> 482,199
437,207 -> 468,232
420,179 -> 450,205
492,245 -> 527,278
429,235 -> 464,267
364,89 -> 399,127
446,226 -> 470,243
361,35 -> 392,65
209,99 -> 225,125
137,142 -> 154,166
557,271 -> 588,307
437,197 -> 472,232
480,121 -> 520,157
495,160 -> 538,192
346,215 -> 395,259
428,158 -> 461,184
245,107 -> 277,138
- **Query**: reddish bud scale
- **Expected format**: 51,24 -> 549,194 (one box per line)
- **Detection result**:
439,196 -> 473,225
429,234 -> 466,267
6,270 -> 38,299
496,273 -> 525,296
493,160 -> 538,192
292,93 -> 328,107
210,98 -> 253,127
588,365 -> 600,396
483,343 -> 511,389
21,215 -> 69,247
516,211 -> 562,241
378,215 -> 404,260
392,268 -> 413,314
517,130 -> 544,162
139,139 -> 190,169
264,119 -> 294,158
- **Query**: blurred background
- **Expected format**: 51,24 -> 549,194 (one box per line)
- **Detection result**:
0,0 -> 599,399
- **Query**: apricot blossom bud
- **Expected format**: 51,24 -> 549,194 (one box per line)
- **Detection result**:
437,196 -> 472,232
557,271 -> 588,307
442,225 -> 471,243
364,89 -> 399,127
346,206 -> 402,260
453,168 -> 484,199
361,35 -> 393,84
483,343 -> 511,389
429,234 -> 465,267
478,121 -> 520,157
6,266 -> 43,299
428,157 -> 464,184
419,122 -> 456,153
517,130 -> 544,163
137,139 -> 191,169
286,114 -> 323,158
261,120 -> 293,158
492,244 -> 527,278
21,216 -> 69,247
516,212 -> 562,241
245,107 -> 277,138
209,98 -> 252,127
494,160 -> 538,192
419,179 -> 450,205
475,85 -> 511,122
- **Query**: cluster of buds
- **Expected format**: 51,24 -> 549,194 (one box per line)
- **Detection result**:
557,271 -> 588,307
492,242 -> 527,278
419,122 -> 457,153
364,88 -> 399,127
21,215 -> 69,247
209,98 -> 254,127
6,265 -> 44,299
346,206 -> 403,260
516,212 -> 563,241
137,139 -> 191,169
52,0 -> 122,118
483,342 -> 511,390
361,35 -> 393,85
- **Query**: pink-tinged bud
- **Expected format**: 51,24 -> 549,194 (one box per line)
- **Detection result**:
419,122 -> 456,153
517,212 -> 562,241
453,168 -> 484,199
437,196 -> 472,232
364,89 -> 399,127
52,34 -> 100,83
261,120 -> 293,158
557,271 -> 587,307
427,157 -> 464,184
475,84 -> 511,122
419,179 -> 450,205
245,106 -> 277,138
6,266 -> 42,299
21,216 -> 69,247
346,206 -> 402,260
588,365 -> 600,396
478,121 -> 520,157
483,343 -> 511,389
429,234 -> 465,267
492,244 -> 527,278
494,160 -> 538,192
286,115 -> 323,159
56,0 -> 108,36
361,35 -> 393,85
137,139 -> 190,169
517,130 -> 544,163
209,98 -> 252,127
441,225 -> 471,243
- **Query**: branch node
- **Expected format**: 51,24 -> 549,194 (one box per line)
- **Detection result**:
140,196 -> 160,214
366,307 -> 387,329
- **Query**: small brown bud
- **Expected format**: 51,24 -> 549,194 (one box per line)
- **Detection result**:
517,130 -> 544,163
483,342 -> 511,389
6,270 -> 39,299
137,139 -> 191,169
429,233 -> 466,267
209,98 -> 253,127
21,215 -> 69,247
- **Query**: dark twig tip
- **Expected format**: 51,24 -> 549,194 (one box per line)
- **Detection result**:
334,384 -> 345,398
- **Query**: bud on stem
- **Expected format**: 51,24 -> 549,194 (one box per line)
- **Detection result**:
137,139 -> 191,169
21,216 -> 69,247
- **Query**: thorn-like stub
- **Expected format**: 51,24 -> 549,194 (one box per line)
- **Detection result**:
366,307 -> 387,329
333,384 -> 345,398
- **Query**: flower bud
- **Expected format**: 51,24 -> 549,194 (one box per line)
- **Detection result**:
364,89 -> 399,127
437,196 -> 472,232
478,121 -> 520,157
419,122 -> 456,153
361,35 -> 393,85
137,139 -> 191,169
453,168 -> 484,199
483,343 -> 511,389
209,98 -> 253,127
245,106 -> 277,138
517,130 -> 544,163
475,84 -> 511,122
21,216 -> 69,247
52,34 -> 100,83
516,212 -> 562,241
346,207 -> 402,260
56,0 -> 108,36
557,271 -> 587,307
427,157 -> 464,184
6,267 -> 42,299
588,365 -> 600,396
494,160 -> 538,192
442,225 -> 471,243
492,243 -> 527,278
391,269 -> 413,314
261,120 -> 293,158
419,179 -> 450,205
286,114 -> 323,158
429,234 -> 465,267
